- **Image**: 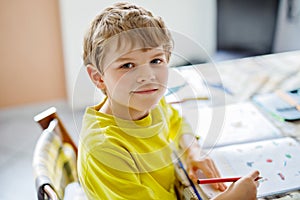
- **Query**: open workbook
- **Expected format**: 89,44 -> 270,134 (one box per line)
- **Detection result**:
192,102 -> 300,199
195,102 -> 282,148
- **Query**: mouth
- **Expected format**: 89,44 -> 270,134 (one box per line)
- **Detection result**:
132,88 -> 159,94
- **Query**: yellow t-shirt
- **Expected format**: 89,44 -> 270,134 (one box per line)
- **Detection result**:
78,98 -> 193,200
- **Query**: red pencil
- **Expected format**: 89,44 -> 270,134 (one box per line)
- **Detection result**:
197,177 -> 262,184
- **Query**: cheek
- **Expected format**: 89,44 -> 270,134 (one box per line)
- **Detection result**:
157,67 -> 169,86
105,72 -> 132,94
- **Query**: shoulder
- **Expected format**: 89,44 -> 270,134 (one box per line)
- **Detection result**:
79,136 -> 138,174
157,97 -> 180,118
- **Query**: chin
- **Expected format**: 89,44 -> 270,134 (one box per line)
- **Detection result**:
131,96 -> 162,111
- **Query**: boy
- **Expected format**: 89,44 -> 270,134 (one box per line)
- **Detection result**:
78,2 -> 260,199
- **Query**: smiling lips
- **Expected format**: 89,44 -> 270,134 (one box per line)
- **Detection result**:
132,88 -> 159,94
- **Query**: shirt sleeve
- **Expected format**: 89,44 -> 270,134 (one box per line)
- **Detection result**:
81,145 -> 157,200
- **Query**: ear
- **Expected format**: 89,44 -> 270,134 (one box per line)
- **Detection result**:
86,65 -> 106,90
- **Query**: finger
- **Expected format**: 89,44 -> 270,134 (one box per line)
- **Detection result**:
195,158 -> 214,177
252,171 -> 261,188
187,167 -> 196,181
191,157 -> 226,191
209,159 -> 221,177
188,171 -> 197,183
209,160 -> 227,191
198,159 -> 221,190
249,170 -> 260,180
192,161 -> 214,183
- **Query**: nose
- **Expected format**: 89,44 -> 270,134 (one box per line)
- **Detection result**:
136,65 -> 156,83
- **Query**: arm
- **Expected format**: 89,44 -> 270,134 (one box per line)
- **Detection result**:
164,99 -> 226,191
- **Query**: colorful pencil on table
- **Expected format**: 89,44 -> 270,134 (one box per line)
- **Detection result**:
197,176 -> 262,184
168,96 -> 209,104
275,90 -> 300,111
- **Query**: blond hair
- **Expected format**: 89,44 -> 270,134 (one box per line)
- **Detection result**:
83,2 -> 173,74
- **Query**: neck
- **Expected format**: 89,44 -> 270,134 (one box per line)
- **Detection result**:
100,99 -> 149,120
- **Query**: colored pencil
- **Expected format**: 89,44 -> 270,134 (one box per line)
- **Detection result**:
275,90 -> 300,111
168,96 -> 209,104
197,177 -> 262,184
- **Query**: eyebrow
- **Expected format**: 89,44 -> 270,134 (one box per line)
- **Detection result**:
151,52 -> 166,58
115,57 -> 133,63
115,52 -> 165,63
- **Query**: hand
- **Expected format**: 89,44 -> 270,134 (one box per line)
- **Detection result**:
184,148 -> 227,191
213,170 -> 260,200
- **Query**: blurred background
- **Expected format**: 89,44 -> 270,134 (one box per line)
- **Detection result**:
0,0 -> 299,199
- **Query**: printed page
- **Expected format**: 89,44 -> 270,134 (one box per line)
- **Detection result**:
197,102 -> 282,148
203,137 -> 300,198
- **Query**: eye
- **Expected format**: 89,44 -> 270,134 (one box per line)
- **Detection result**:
150,59 -> 163,64
120,63 -> 134,69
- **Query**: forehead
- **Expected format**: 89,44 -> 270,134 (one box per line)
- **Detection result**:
117,47 -> 165,61
104,45 -> 164,67
102,28 -> 168,64
103,39 -> 164,66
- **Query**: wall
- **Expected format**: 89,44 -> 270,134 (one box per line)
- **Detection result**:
217,0 -> 279,55
0,0 -> 66,108
273,0 -> 300,52
216,0 -> 300,54
59,0 -> 217,110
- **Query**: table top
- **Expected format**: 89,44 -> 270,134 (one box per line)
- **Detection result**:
172,50 -> 300,200
173,50 -> 300,139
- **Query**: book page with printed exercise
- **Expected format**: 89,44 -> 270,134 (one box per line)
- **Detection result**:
197,102 -> 282,148
200,137 -> 300,198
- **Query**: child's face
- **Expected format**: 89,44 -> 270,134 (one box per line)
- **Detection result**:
101,46 -> 168,118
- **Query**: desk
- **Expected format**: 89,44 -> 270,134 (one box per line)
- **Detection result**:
173,51 -> 300,200
210,51 -> 300,141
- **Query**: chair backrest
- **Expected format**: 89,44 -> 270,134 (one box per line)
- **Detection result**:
174,158 -> 204,200
33,107 -> 78,200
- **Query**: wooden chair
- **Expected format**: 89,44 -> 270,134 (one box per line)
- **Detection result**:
32,107 -> 85,200
174,159 -> 205,200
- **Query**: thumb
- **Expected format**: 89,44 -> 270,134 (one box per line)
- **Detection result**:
249,170 -> 260,180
